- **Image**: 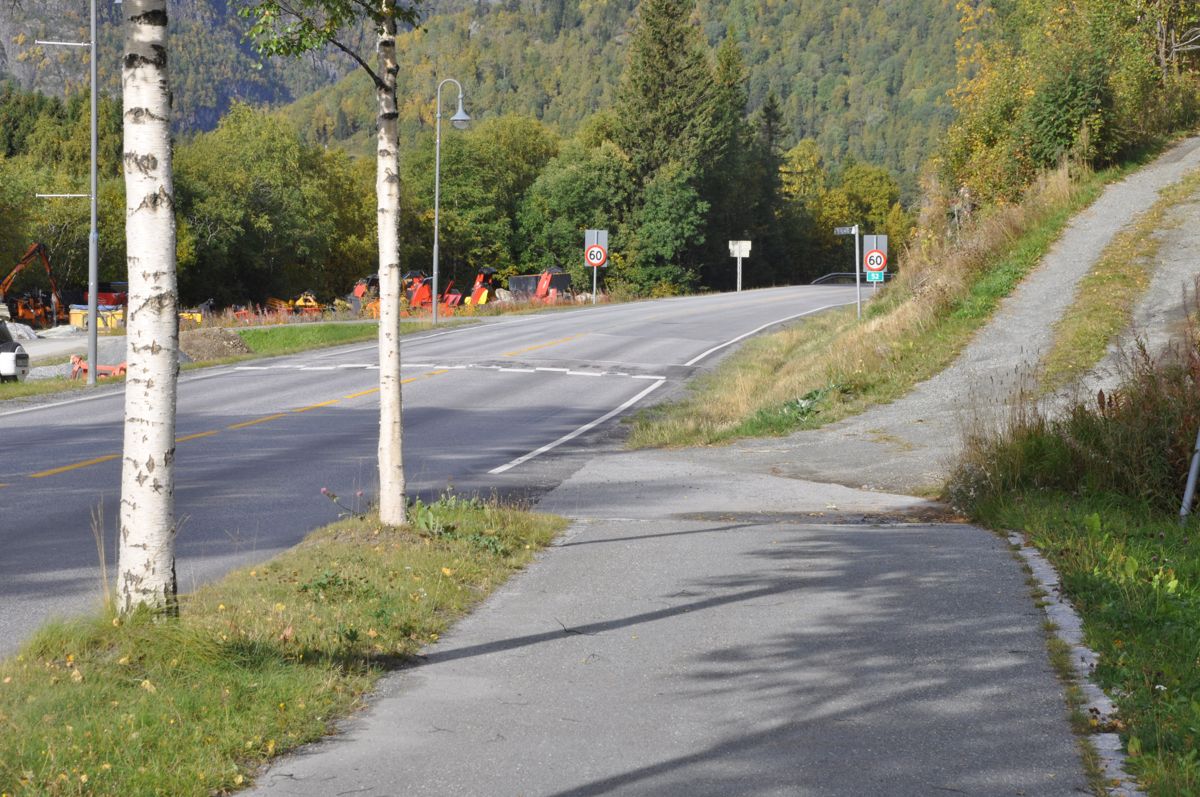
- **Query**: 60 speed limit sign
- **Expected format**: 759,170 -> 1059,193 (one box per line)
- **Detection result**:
863,249 -> 887,272
586,244 -> 608,268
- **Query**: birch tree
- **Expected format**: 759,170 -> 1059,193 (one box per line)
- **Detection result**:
239,0 -> 421,526
119,0 -> 180,614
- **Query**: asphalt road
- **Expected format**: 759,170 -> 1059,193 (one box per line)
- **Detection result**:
0,286 -> 855,655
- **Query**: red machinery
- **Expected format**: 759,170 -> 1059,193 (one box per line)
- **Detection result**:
0,243 -> 68,328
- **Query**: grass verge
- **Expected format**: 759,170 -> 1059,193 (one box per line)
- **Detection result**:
629,163 -> 1125,448
235,321 -> 401,357
0,320 -> 453,404
1040,168 -> 1200,392
948,292 -> 1200,794
971,492 -> 1200,795
0,496 -> 566,796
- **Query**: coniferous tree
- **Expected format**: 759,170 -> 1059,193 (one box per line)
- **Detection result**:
613,0 -> 720,184
612,0 -> 720,291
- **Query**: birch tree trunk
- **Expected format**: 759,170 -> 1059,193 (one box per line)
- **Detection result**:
119,0 -> 179,614
375,6 -> 407,526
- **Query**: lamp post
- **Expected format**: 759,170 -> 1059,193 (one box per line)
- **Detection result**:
35,0 -> 101,386
432,78 -> 470,325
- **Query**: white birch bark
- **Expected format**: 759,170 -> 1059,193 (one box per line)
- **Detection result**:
118,0 -> 179,614
376,7 -> 407,525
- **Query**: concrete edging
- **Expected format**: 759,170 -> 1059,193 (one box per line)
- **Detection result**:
1008,532 -> 1145,797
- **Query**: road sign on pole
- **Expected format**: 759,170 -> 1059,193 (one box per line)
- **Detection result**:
863,249 -> 886,272
728,240 -> 751,292
585,245 -> 608,267
585,229 -> 609,305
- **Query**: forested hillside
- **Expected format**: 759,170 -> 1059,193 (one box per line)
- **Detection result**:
0,0 -> 351,129
4,0 -> 1196,309
286,0 -> 960,196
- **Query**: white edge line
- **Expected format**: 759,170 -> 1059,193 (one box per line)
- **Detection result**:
566,370 -> 604,377
489,379 -> 665,475
683,302 -> 855,367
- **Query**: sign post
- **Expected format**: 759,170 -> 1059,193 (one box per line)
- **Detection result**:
834,225 -> 861,318
728,240 -> 751,292
585,229 -> 609,305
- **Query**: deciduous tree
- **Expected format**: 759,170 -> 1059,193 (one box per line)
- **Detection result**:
239,0 -> 422,526
119,0 -> 180,615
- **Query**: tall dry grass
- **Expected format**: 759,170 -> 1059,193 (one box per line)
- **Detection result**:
630,164 -> 1090,447
950,277 -> 1200,513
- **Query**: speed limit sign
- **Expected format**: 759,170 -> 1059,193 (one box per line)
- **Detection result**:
586,244 -> 608,268
864,249 -> 887,272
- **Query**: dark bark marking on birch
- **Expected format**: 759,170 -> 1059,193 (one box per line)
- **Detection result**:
124,152 -> 159,174
124,44 -> 167,70
125,107 -> 168,125
131,10 -> 167,26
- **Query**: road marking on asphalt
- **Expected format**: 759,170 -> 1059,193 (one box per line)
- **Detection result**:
30,454 -> 120,479
293,399 -> 340,413
177,431 -> 218,443
683,302 -> 855,367
344,388 -> 379,400
489,379 -> 666,475
503,334 -> 585,357
227,413 -> 289,431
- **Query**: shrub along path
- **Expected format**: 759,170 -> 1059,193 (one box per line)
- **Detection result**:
695,135 -> 1200,496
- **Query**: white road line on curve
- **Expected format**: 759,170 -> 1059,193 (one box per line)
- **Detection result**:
683,301 -> 855,367
488,379 -> 666,475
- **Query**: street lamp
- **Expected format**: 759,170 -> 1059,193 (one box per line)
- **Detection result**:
432,78 -> 470,325
35,0 -> 101,385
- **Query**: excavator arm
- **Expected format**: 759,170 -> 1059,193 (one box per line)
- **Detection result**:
0,243 -> 56,299
1,243 -> 67,327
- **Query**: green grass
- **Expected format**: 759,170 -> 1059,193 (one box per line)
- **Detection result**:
0,495 -> 566,796
234,321 -> 385,357
973,492 -> 1200,795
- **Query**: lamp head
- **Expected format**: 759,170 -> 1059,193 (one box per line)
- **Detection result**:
451,96 -> 471,130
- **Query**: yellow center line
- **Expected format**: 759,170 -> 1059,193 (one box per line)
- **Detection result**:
227,413 -> 289,431
293,399 -> 341,413
503,334 -> 586,357
30,454 -> 119,479
25,370 -> 455,483
177,431 -> 218,443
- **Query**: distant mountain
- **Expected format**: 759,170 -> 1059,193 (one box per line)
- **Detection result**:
0,0 -> 350,130
285,0 -> 961,195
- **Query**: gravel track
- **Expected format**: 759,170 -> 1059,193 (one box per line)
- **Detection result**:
696,135 -> 1200,495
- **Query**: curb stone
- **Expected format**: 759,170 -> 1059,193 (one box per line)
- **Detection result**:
1008,532 -> 1145,797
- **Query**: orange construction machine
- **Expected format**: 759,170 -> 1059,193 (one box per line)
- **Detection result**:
0,243 -> 68,328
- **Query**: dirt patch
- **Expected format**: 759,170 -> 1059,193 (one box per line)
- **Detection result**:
179,327 -> 252,362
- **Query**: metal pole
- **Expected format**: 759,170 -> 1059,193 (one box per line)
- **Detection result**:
592,265 -> 597,305
431,78 -> 467,326
431,82 -> 443,327
87,0 -> 98,386
1180,424 -> 1200,524
737,256 -> 742,292
854,224 -> 861,320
